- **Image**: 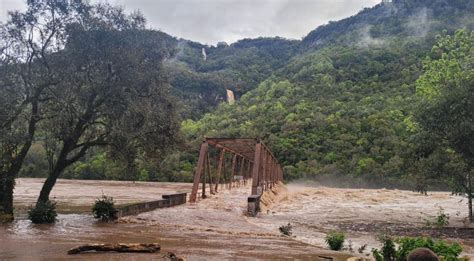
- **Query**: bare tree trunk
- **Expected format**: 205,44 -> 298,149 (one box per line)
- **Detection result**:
1,98 -> 39,219
37,138 -> 92,205
37,157 -> 68,204
0,169 -> 18,222
468,171 -> 473,222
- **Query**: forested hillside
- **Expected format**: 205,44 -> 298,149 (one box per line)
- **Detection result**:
176,0 -> 474,188
16,0 -> 474,189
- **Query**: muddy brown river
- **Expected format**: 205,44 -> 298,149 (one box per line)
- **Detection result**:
1,178 -> 473,260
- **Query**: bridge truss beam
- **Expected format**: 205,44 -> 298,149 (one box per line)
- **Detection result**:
189,138 -> 283,203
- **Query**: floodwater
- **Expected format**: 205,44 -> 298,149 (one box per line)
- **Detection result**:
250,183 -> 474,259
2,178 -> 348,260
12,178 -> 194,213
2,178 -> 473,260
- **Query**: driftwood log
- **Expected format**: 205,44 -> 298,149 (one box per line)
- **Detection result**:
67,243 -> 160,255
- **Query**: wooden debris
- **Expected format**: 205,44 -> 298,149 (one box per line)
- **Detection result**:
67,243 -> 160,255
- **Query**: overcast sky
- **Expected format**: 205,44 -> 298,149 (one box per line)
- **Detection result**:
0,0 -> 380,45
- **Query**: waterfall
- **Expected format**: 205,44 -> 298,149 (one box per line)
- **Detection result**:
226,89 -> 235,105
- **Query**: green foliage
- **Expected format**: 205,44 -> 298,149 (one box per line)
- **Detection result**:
415,29 -> 474,221
174,7 -> 473,198
425,206 -> 450,228
378,235 -> 397,261
181,41 -> 427,187
28,201 -> 57,224
18,143 -> 49,178
92,195 -> 118,222
278,223 -> 293,236
416,30 -> 474,163
372,236 -> 463,261
325,231 -> 346,251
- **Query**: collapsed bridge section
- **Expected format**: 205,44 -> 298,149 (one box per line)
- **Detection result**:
189,138 -> 283,214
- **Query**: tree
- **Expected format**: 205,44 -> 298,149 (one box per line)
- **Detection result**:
35,5 -> 180,207
415,30 -> 474,222
0,0 -> 87,222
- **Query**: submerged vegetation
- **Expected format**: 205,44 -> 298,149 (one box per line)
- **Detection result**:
28,200 -> 57,224
92,195 -> 118,222
325,231 -> 346,251
278,223 -> 293,236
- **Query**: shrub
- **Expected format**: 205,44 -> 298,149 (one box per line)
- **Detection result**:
358,244 -> 368,254
425,206 -> 450,228
279,223 -> 293,236
325,231 -> 345,251
372,236 -> 463,261
28,200 -> 57,224
375,235 -> 397,261
434,207 -> 450,228
92,194 -> 118,222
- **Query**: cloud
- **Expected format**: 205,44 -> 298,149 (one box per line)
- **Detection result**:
0,0 -> 24,21
1,0 -> 380,44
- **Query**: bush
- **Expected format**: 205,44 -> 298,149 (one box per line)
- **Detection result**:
92,194 -> 118,222
279,222 -> 293,236
28,200 -> 57,224
325,231 -> 345,251
434,207 -> 450,228
372,236 -> 463,261
373,235 -> 396,261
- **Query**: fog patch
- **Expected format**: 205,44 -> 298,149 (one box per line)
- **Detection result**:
164,40 -> 188,65
357,25 -> 385,48
406,8 -> 431,38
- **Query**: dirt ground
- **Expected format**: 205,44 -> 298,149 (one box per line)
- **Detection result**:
3,178 -> 473,260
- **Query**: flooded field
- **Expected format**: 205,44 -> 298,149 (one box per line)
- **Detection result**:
2,178 -> 473,260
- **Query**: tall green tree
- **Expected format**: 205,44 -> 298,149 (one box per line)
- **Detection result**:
35,6 -> 180,207
415,29 -> 474,222
0,0 -> 87,222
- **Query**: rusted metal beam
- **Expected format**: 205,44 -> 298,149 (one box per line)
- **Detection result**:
251,142 -> 262,195
193,138 -> 284,205
210,143 -> 253,162
214,149 -> 225,192
238,156 -> 245,187
202,157 -> 206,199
206,152 -> 215,195
260,149 -> 266,191
230,154 -> 237,189
190,141 -> 208,203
